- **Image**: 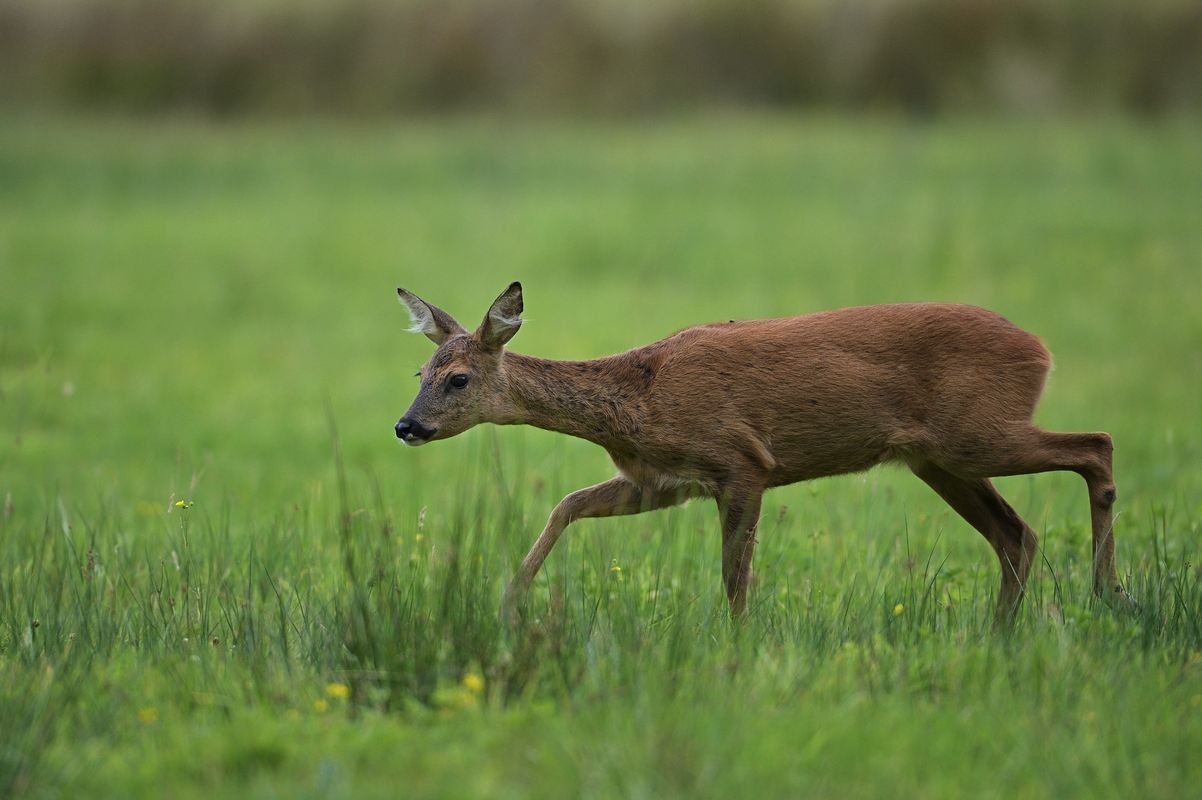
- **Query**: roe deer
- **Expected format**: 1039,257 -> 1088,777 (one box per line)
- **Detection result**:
394,282 -> 1129,624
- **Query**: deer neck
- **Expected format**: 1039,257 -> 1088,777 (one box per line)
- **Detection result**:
499,352 -> 644,448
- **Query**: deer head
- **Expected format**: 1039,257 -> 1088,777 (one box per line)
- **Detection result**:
394,282 -> 523,445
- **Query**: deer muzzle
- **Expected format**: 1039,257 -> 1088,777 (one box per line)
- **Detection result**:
395,417 -> 438,445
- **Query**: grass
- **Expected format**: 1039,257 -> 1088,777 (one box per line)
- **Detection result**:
1,113 -> 1201,798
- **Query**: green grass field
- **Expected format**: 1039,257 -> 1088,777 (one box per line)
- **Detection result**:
2,114 -> 1201,798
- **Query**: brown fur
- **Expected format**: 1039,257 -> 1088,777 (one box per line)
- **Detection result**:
396,283 -> 1128,624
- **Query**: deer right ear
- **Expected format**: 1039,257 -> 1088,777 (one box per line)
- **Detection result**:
476,281 -> 523,351
397,288 -> 466,345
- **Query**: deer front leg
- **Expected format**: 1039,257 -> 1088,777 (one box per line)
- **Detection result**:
716,484 -> 764,619
501,476 -> 694,622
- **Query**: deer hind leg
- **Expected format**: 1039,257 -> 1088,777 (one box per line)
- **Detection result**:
937,427 -> 1125,603
715,486 -> 764,619
501,476 -> 694,622
912,462 -> 1039,625
1055,432 -> 1122,600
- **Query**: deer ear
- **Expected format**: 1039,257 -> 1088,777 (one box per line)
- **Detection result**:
476,281 -> 523,351
397,288 -> 466,345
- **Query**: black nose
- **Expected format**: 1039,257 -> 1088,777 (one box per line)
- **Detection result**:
396,417 -> 437,442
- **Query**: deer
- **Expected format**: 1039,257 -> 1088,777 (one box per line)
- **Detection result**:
394,282 -> 1129,625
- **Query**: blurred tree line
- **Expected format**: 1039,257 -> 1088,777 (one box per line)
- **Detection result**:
1,0 -> 1199,116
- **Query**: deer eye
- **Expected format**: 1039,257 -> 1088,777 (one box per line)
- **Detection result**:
448,374 -> 469,390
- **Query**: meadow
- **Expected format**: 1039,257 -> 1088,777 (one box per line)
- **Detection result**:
1,113 -> 1201,798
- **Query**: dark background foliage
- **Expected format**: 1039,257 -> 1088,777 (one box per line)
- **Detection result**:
3,0 -> 1200,116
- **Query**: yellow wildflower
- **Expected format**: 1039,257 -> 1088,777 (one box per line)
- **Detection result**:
313,699 -> 329,713
433,686 -> 479,713
461,672 -> 484,694
325,682 -> 351,700
893,603 -> 905,617
138,707 -> 159,725
173,500 -> 193,509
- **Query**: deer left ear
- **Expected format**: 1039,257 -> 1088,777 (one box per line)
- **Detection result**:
476,281 -> 523,351
397,287 -> 466,345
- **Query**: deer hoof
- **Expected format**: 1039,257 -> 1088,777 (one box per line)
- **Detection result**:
1098,583 -> 1140,613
